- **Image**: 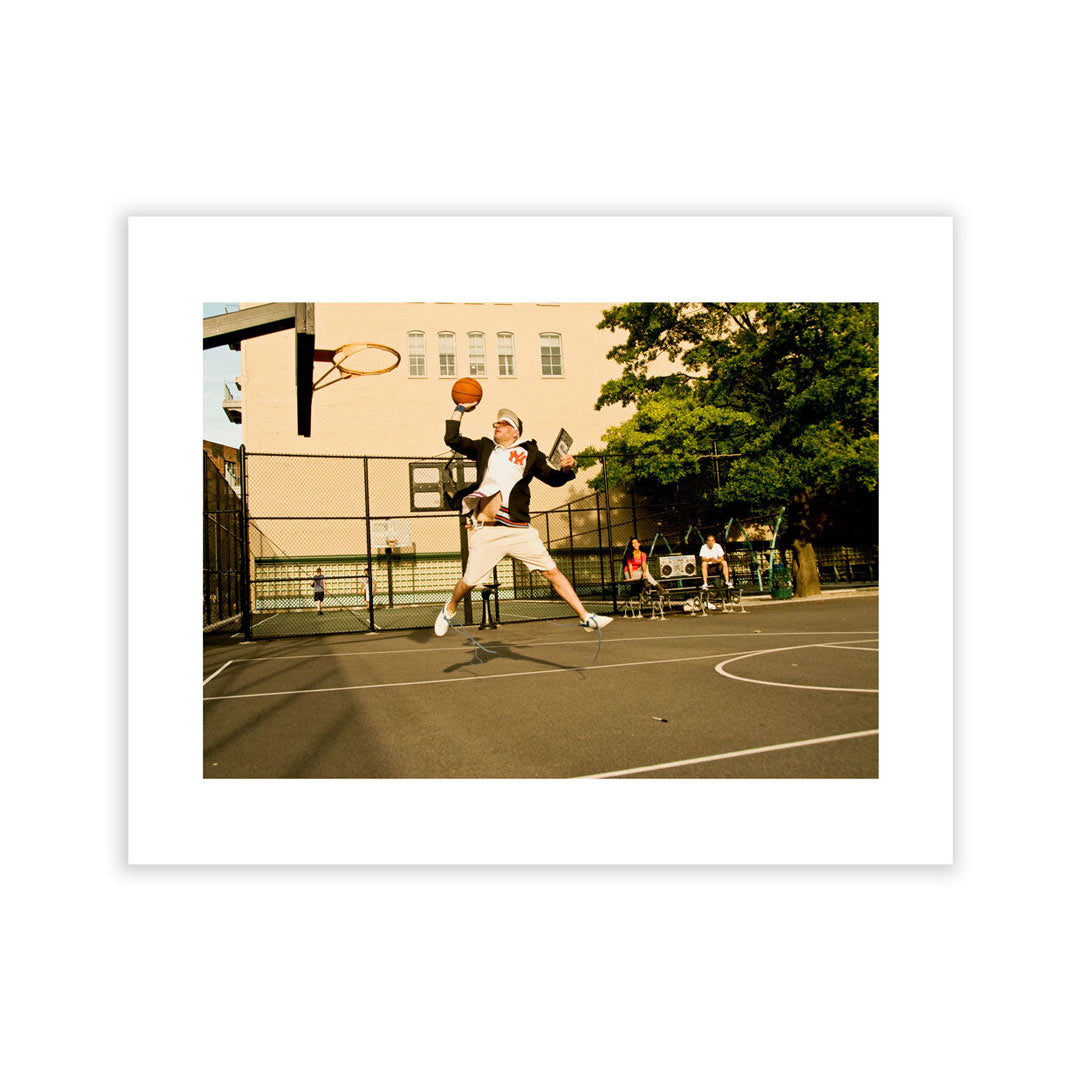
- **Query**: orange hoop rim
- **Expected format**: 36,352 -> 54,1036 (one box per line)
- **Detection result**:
333,342 -> 401,377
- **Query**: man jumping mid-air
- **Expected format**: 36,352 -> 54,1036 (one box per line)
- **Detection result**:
435,402 -> 613,638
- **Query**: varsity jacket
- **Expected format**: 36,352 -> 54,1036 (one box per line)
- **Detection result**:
444,418 -> 575,524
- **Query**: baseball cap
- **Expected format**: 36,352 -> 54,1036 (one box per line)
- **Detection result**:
494,409 -> 522,431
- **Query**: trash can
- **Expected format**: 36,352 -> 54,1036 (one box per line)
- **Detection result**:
770,564 -> 793,600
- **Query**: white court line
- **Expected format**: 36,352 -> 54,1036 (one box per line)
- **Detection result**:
715,640 -> 879,693
577,729 -> 880,778
817,643 -> 879,651
220,630 -> 882,664
204,648 -> 761,702
202,660 -> 233,687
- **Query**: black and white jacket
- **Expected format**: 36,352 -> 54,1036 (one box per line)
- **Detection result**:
444,418 -> 575,525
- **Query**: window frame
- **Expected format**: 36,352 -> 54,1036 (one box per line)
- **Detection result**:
407,330 -> 426,377
467,331 -> 487,377
437,331 -> 457,378
496,331 -> 516,377
539,332 -> 564,377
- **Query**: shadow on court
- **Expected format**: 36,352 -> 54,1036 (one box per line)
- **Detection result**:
203,592 -> 879,779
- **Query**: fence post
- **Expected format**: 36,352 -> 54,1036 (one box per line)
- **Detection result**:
457,514 -> 474,624
602,456 -> 618,615
238,444 -> 253,640
202,454 -> 211,628
385,546 -> 394,607
544,511 -> 553,601
567,506 -> 577,592
595,491 -> 606,605
363,457 -> 376,629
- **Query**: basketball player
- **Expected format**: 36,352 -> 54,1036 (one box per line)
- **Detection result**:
435,403 -> 614,636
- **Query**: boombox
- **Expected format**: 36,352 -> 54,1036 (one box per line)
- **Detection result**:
658,554 -> 698,579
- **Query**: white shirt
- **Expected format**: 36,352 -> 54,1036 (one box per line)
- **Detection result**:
699,542 -> 725,560
468,438 -> 529,511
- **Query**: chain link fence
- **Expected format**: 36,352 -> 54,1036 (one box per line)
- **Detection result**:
202,451 -> 245,631
211,448 -> 877,640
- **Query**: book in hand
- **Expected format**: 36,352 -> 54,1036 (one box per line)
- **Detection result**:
548,428 -> 573,468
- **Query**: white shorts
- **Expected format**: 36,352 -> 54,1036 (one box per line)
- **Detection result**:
462,524 -> 557,586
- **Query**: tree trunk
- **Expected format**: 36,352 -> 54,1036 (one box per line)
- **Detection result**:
792,538 -> 821,597
790,491 -> 822,598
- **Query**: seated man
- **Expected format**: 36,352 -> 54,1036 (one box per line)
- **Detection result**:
698,534 -> 732,603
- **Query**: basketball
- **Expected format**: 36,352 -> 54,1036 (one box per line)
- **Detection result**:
451,377 -> 483,406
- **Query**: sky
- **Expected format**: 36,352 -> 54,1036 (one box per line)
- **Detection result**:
202,302 -> 242,447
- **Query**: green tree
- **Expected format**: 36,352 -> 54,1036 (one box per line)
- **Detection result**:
582,302 -> 878,597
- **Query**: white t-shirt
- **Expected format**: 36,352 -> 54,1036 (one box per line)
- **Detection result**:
467,439 -> 529,511
699,542 -> 725,560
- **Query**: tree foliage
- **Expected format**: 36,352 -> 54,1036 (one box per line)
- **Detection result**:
582,302 -> 879,592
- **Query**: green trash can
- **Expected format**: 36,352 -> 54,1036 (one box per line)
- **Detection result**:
770,564 -> 793,600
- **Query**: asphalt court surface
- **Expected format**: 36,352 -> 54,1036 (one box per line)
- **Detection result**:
204,592 -> 878,779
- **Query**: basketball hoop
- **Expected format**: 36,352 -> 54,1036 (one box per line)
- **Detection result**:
312,342 -> 401,392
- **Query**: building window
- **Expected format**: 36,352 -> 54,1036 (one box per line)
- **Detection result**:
467,332 -> 486,376
408,331 -> 426,377
438,332 -> 456,377
497,333 -> 515,376
540,333 -> 563,376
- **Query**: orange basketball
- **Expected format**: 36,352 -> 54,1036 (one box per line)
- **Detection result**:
451,377 -> 483,406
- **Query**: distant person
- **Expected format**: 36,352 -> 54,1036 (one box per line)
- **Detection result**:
311,568 -> 325,614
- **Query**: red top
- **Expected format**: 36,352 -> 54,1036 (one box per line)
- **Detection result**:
625,551 -> 646,575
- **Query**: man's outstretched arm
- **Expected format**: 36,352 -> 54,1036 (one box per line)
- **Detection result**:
445,404 -> 480,456
533,453 -> 576,487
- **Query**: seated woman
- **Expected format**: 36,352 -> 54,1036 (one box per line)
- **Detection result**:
623,537 -> 658,615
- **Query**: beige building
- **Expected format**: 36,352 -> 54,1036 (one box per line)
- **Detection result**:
225,303 -> 642,594
234,302 -> 631,508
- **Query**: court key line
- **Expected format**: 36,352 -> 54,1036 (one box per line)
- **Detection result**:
715,640 -> 879,693
203,660 -> 233,687
216,630 -> 882,664
204,648 -> 771,702
577,729 -> 880,778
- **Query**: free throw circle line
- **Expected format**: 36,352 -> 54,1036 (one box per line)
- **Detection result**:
715,640 -> 879,693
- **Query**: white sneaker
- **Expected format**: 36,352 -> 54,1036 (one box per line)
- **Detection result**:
581,613 -> 613,632
434,602 -> 457,637
706,602 -> 717,610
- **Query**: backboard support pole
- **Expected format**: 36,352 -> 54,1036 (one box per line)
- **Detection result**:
203,302 -> 317,438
